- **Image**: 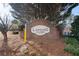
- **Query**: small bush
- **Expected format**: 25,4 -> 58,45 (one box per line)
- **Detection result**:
64,44 -> 75,52
64,37 -> 79,45
64,37 -> 79,56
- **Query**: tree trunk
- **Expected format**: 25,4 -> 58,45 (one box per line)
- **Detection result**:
2,31 -> 8,47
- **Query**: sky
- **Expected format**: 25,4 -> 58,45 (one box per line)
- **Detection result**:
72,5 -> 79,16
0,3 -> 14,20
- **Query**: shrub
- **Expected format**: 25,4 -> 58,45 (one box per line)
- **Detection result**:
64,37 -> 79,45
64,37 -> 79,56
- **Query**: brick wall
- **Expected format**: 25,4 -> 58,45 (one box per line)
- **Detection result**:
24,19 -> 62,43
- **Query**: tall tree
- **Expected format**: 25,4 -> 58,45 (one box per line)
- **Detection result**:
10,3 -> 78,26
0,16 -> 10,46
10,3 -> 61,25
0,15 -> 15,55
71,16 -> 79,41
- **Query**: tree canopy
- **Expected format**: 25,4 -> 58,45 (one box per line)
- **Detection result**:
71,16 -> 79,41
10,3 -> 78,25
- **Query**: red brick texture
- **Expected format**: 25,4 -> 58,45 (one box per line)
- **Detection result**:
26,19 -> 61,41
20,19 -> 71,55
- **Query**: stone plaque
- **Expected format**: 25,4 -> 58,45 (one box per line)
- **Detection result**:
31,25 -> 50,36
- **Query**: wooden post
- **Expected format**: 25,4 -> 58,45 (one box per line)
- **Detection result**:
24,24 -> 27,44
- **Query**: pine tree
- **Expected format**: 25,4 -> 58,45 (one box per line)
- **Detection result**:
71,16 -> 79,41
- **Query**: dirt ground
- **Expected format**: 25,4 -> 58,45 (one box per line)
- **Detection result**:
0,31 -> 71,56
0,31 -> 23,51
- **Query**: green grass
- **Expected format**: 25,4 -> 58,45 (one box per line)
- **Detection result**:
64,37 -> 79,56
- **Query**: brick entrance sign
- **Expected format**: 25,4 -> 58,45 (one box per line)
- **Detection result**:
20,19 -> 67,55
26,19 -> 65,55
27,19 -> 61,43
